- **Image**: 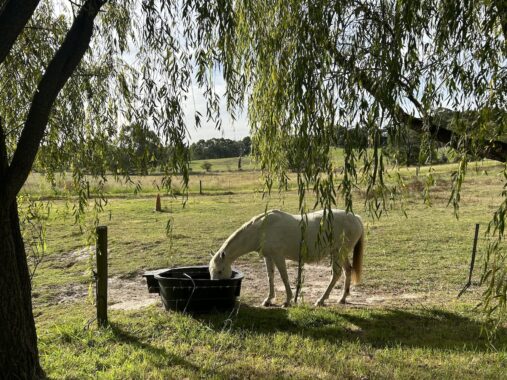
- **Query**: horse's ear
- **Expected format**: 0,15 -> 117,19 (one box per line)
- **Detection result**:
209,250 -> 214,257
219,251 -> 226,260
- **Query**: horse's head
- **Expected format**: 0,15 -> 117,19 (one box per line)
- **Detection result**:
209,250 -> 232,280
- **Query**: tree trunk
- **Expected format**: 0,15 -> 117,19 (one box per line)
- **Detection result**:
0,201 -> 44,379
0,1 -> 105,376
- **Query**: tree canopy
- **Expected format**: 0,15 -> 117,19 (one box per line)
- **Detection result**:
213,0 -> 507,322
190,137 -> 251,160
0,0 -> 506,376
0,0 -> 233,375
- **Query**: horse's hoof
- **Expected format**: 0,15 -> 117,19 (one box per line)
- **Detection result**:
314,300 -> 325,307
282,301 -> 292,308
262,300 -> 274,307
339,299 -> 347,304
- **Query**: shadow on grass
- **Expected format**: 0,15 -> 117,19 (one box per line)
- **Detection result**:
198,305 -> 507,352
109,323 -> 199,371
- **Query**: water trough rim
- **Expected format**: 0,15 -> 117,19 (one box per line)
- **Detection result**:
153,265 -> 244,282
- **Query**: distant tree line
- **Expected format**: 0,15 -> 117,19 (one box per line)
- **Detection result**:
285,120 -> 462,171
107,123 -> 172,175
36,128 -> 253,175
189,137 -> 251,160
333,118 -> 456,167
36,118 -> 466,176
36,123 -> 172,175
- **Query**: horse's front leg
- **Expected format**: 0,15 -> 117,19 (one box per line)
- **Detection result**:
272,255 -> 293,307
262,257 -> 276,307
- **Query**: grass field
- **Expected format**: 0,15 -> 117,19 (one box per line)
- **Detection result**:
26,155 -> 507,379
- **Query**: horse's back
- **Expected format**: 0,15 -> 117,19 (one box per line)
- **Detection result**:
257,209 -> 363,262
261,208 -> 362,241
302,209 -> 363,261
258,210 -> 301,258
330,209 -> 363,242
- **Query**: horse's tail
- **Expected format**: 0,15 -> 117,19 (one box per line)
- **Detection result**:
351,219 -> 365,285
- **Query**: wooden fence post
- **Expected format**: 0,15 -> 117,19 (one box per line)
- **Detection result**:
155,194 -> 162,212
96,226 -> 108,327
199,180 -> 203,195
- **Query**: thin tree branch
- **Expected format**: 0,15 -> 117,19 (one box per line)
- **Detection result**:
0,117 -> 8,175
0,0 -> 41,65
1,0 -> 106,205
331,49 -> 507,163
494,0 -> 507,44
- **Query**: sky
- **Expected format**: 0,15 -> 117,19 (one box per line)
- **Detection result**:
182,76 -> 250,143
56,1 -> 250,145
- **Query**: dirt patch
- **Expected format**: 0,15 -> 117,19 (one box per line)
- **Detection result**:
233,259 -> 428,308
108,276 -> 160,310
233,260 -> 333,305
55,283 -> 88,304
67,247 -> 93,262
42,260 -> 429,310
38,274 -> 160,310
109,262 -> 424,310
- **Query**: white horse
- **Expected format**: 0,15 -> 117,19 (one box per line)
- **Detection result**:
209,209 -> 365,307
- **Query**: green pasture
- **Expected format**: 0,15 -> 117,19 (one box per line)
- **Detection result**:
22,148 -> 498,199
28,157 -> 507,379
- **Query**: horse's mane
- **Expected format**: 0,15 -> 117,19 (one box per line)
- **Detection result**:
221,209 -> 283,247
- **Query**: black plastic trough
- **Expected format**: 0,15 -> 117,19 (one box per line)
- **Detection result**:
143,265 -> 244,313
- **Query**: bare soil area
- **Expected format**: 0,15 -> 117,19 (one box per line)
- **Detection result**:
108,276 -> 160,310
233,259 -> 428,308
41,257 -> 436,310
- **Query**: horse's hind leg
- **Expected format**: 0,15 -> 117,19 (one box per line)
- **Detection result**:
315,262 -> 341,307
339,259 -> 352,304
262,257 -> 276,307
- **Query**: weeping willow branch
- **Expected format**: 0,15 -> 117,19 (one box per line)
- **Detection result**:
1,0 -> 106,206
331,49 -> 507,163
